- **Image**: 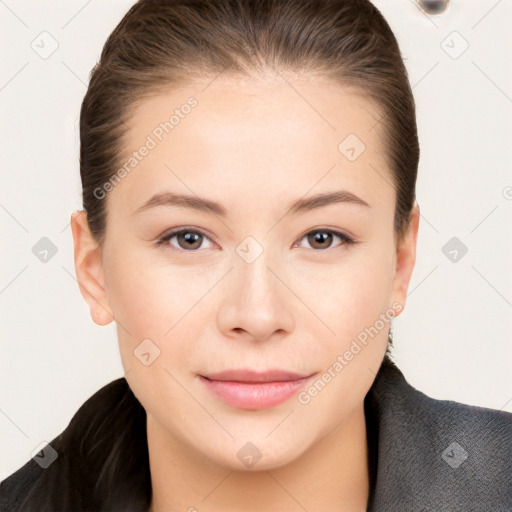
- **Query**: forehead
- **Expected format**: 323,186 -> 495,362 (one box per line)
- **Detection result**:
112,75 -> 392,215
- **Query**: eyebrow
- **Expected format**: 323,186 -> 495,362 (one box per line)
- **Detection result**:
133,190 -> 370,217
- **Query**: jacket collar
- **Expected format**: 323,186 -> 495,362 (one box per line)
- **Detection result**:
365,358 -> 512,510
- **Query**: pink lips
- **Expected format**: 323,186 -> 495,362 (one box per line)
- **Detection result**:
199,368 -> 316,410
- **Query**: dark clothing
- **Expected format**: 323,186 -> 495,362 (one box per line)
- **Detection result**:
1,357 -> 511,511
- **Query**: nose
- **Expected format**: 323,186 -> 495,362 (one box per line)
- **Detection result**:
216,247 -> 296,342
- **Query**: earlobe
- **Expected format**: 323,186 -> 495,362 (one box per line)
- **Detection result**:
391,203 -> 420,316
70,210 -> 114,326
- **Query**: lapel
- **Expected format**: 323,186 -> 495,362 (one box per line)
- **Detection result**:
366,358 -> 512,511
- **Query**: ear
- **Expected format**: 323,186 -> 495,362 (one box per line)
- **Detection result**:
70,210 -> 114,326
391,203 -> 420,316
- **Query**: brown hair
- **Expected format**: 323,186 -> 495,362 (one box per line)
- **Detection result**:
81,0 -> 419,246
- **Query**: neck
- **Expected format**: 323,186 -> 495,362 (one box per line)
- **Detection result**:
147,403 -> 370,512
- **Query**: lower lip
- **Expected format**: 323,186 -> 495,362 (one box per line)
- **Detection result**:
199,375 -> 313,410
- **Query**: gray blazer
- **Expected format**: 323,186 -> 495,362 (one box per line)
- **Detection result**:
1,357 -> 511,511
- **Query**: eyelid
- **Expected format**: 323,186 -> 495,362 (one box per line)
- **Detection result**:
297,226 -> 354,241
159,226 -> 216,240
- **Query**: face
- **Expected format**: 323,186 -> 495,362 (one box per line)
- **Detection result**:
71,73 -> 419,471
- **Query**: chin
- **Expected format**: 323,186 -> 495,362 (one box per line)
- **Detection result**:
200,432 -> 313,472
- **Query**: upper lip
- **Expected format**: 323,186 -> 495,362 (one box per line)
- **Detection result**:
202,368 -> 315,383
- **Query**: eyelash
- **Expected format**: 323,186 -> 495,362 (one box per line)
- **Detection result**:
156,227 -> 355,252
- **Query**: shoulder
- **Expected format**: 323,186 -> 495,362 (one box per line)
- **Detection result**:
367,357 -> 512,511
373,357 -> 512,434
0,377 -> 149,512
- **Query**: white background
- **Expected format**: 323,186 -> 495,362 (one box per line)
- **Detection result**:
1,0 -> 511,479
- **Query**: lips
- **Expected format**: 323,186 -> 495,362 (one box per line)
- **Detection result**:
202,368 -> 314,383
199,368 -> 317,410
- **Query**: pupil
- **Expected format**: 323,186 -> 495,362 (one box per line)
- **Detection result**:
181,232 -> 201,249
310,231 -> 331,248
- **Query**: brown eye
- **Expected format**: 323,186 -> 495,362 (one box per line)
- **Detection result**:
308,231 -> 334,249
159,229 -> 214,251
175,231 -> 203,250
297,229 -> 354,250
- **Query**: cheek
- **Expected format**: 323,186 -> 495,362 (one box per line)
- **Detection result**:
107,264 -> 169,334
107,255 -> 210,405
105,243 -> 206,332
104,244 -> 223,370
292,245 -> 394,335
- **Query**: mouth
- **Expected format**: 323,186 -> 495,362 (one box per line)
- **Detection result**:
199,368 -> 318,410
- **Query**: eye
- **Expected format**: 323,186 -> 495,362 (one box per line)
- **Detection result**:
294,228 -> 354,250
156,227 -> 354,252
157,228 -> 215,251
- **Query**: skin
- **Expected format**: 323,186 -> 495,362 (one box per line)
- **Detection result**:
71,72 -> 419,512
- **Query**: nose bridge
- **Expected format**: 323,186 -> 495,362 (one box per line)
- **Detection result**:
234,234 -> 279,302
216,232 -> 295,340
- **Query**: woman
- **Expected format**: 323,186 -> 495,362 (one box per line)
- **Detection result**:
1,0 -> 511,510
